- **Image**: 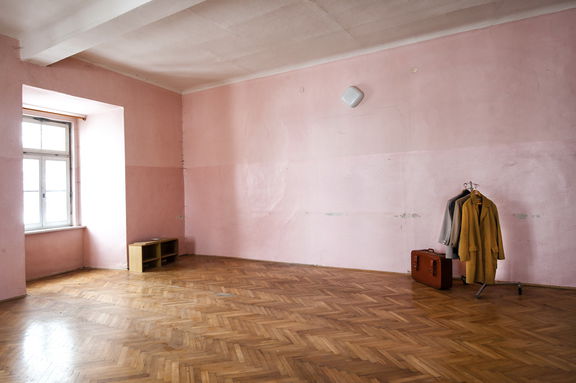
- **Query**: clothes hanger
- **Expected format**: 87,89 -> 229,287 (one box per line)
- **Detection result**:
463,181 -> 479,192
463,181 -> 482,203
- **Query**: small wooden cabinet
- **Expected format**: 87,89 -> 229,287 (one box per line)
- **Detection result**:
128,238 -> 178,272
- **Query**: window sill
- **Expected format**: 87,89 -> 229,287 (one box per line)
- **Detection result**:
25,226 -> 86,235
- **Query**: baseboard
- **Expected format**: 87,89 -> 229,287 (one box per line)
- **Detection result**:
24,254 -> 576,291
506,281 -> 576,290
190,254 -> 425,277
451,275 -> 576,290
190,254 -> 576,291
0,294 -> 27,303
82,266 -> 127,271
26,267 -> 85,282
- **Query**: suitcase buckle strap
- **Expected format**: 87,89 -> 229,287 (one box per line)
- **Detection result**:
429,259 -> 437,276
412,255 -> 419,271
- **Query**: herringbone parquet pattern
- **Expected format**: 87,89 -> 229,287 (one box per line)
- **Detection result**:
1,255 -> 575,382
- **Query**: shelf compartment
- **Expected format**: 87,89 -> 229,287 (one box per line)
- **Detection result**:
141,245 -> 157,261
161,254 -> 177,266
160,240 -> 178,256
142,261 -> 158,271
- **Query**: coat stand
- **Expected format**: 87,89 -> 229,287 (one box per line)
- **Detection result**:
461,276 -> 523,298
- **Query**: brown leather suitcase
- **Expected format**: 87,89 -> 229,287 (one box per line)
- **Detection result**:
411,249 -> 452,289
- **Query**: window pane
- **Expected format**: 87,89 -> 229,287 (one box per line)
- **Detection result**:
42,124 -> 67,151
45,160 -> 67,191
45,191 -> 68,223
24,191 -> 41,225
23,158 -> 40,191
22,121 -> 41,149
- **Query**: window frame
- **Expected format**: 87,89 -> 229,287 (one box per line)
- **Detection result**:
22,115 -> 73,231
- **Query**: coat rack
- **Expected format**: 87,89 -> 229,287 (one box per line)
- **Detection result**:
474,280 -> 523,298
461,275 -> 522,298
458,181 -> 523,298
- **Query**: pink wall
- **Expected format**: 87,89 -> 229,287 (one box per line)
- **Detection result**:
16,50 -> 185,250
182,10 -> 576,287
0,34 -> 184,299
25,229 -> 84,280
0,36 -> 26,300
80,109 -> 127,269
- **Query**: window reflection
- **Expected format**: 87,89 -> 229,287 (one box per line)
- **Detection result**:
22,321 -> 74,381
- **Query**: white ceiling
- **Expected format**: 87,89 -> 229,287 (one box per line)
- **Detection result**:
1,0 -> 575,93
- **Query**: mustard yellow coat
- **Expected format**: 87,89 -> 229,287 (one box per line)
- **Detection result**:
459,192 -> 505,284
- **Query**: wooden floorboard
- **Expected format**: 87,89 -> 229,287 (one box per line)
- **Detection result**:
1,255 -> 575,382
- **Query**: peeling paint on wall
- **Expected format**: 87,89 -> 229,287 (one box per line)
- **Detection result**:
395,213 -> 422,219
513,213 -> 541,220
304,211 -> 346,216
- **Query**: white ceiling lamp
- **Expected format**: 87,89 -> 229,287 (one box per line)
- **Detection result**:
341,86 -> 364,108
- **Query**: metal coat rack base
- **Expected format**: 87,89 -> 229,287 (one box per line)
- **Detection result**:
461,276 -> 523,298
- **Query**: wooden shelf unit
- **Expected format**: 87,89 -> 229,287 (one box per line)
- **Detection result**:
128,238 -> 178,272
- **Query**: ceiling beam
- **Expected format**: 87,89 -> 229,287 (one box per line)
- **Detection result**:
20,0 -> 208,66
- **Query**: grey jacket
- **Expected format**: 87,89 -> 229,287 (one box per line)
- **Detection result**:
438,191 -> 470,259
438,191 -> 469,245
449,195 -> 471,247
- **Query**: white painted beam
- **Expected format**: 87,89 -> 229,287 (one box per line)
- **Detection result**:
21,0 -> 207,66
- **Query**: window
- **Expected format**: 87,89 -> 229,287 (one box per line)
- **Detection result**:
22,116 -> 72,230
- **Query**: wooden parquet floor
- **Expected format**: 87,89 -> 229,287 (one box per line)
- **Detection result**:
1,256 -> 575,383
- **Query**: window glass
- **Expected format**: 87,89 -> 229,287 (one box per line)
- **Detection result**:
23,158 -> 40,191
42,124 -> 67,151
22,121 -> 41,149
45,160 -> 67,191
45,191 -> 68,223
22,115 -> 72,230
24,191 -> 41,225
